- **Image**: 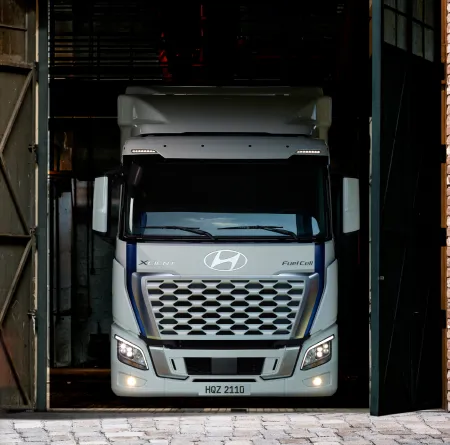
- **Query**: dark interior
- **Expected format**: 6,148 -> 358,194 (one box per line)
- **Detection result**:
49,0 -> 367,409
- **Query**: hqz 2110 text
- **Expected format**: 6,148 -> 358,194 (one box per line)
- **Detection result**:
203,385 -> 246,395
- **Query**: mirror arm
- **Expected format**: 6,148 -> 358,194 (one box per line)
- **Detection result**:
104,166 -> 124,183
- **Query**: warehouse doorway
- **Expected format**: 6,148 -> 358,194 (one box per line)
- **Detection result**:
46,0 -> 369,410
0,0 -> 446,414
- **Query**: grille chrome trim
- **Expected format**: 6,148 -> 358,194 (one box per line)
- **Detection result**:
142,275 -> 312,340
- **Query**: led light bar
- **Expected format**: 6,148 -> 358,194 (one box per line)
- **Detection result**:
131,149 -> 157,154
296,149 -> 321,154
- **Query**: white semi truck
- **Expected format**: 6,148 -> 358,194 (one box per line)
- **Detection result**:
92,86 -> 360,397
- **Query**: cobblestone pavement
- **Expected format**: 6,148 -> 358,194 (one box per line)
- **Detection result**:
1,410 -> 450,444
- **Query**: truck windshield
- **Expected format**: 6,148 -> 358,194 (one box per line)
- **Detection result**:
123,157 -> 330,241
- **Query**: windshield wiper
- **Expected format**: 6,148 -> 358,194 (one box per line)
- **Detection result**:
218,225 -> 299,241
143,225 -> 216,241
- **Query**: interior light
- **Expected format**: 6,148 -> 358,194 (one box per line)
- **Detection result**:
126,376 -> 137,387
312,377 -> 323,387
131,149 -> 157,154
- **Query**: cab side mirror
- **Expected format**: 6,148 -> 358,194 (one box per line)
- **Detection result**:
342,177 -> 360,233
92,176 -> 109,233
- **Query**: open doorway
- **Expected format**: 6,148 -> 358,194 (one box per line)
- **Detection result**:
47,0 -> 370,410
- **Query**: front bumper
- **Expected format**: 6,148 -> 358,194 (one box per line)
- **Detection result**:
111,323 -> 338,397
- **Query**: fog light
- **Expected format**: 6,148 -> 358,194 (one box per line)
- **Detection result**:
127,376 -> 137,387
312,377 -> 322,387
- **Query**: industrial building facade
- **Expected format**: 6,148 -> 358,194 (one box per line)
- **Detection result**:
0,0 -> 449,413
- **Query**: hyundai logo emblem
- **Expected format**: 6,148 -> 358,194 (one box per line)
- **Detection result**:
204,250 -> 248,272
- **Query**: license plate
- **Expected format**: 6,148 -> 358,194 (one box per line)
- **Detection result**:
199,384 -> 251,396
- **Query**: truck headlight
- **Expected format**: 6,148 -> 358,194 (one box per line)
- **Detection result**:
115,335 -> 148,370
301,335 -> 334,370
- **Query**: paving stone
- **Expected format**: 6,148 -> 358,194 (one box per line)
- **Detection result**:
179,426 -> 204,434
289,429 -> 317,438
252,439 -> 282,445
309,428 -> 339,437
50,441 -> 77,445
338,441 -> 372,445
104,431 -> 145,438
233,429 -> 262,437
22,442 -> 47,445
107,442 -> 146,445
72,427 -> 102,432
144,431 -> 171,439
75,441 -> 107,445
290,423 -> 323,429
0,433 -> 22,440
170,440 -> 196,445
206,427 -> 233,434
310,442 -> 342,445
310,438 -> 340,443
226,441 -> 253,445
372,439 -> 397,445
14,422 -> 43,429
2,410 -> 450,444
279,440 -> 311,444
197,441 -> 225,445
263,433 -> 290,440
78,438 -> 108,444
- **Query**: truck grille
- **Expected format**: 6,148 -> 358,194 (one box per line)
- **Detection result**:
145,277 -> 306,339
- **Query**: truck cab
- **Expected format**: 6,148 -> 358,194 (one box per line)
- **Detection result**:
92,87 -> 360,397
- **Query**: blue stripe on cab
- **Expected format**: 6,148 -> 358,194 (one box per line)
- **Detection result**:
126,243 -> 146,335
304,243 -> 325,336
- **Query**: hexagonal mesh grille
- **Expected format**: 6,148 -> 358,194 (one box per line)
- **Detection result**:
145,278 -> 306,339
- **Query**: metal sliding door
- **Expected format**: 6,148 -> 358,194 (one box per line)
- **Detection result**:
0,0 -> 37,410
371,0 -> 443,415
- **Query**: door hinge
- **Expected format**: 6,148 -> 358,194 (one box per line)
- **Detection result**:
440,144 -> 446,164
28,143 -> 38,164
30,226 -> 37,249
34,61 -> 39,82
27,310 -> 37,333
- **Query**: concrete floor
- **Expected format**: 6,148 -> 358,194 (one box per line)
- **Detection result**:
1,409 -> 450,444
